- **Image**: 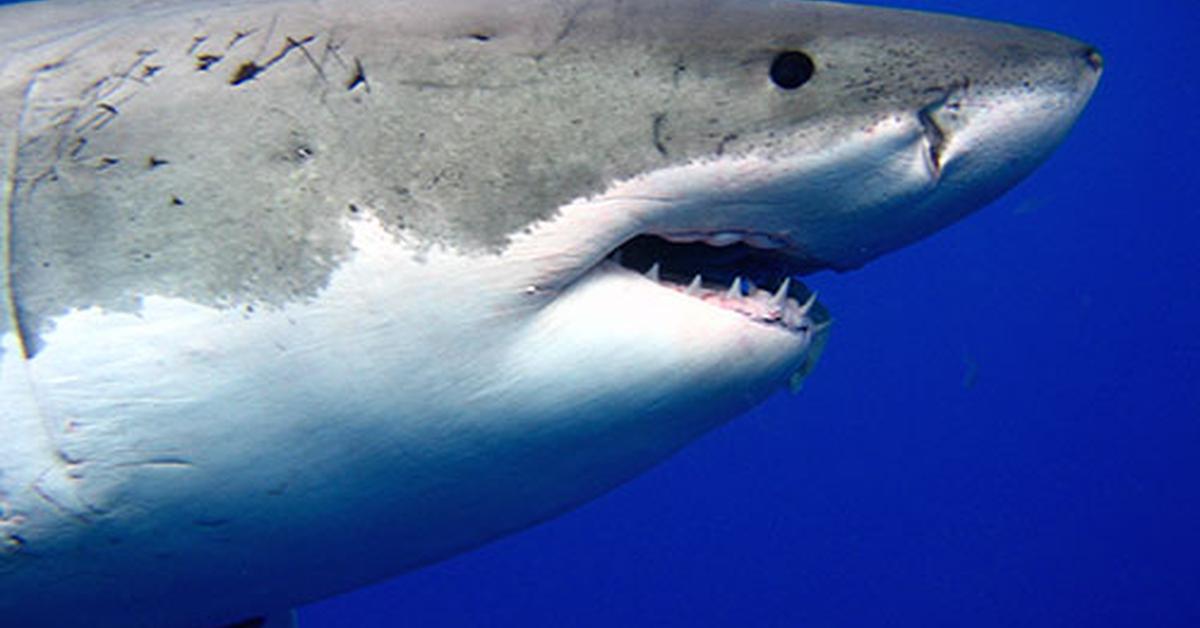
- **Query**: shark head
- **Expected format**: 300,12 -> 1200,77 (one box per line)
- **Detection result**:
491,0 -> 1102,428
0,0 -> 1100,624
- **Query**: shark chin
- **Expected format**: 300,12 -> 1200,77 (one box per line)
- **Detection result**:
0,0 -> 1100,625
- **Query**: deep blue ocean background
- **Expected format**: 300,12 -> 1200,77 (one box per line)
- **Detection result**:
3,0 -> 1194,626
300,2 -> 1199,626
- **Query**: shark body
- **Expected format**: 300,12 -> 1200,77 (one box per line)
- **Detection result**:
0,0 -> 1099,625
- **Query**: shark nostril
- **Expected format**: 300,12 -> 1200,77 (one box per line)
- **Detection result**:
1082,47 -> 1104,72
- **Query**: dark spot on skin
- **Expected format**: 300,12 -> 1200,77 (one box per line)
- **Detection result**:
98,103 -> 118,115
142,64 -> 162,79
230,62 -> 263,85
295,145 -> 314,161
196,54 -> 223,71
97,157 -> 120,170
770,50 -> 816,90
673,61 -> 687,85
171,196 -> 185,206
148,156 -> 169,169
346,58 -> 368,92
347,203 -> 360,214
467,32 -> 493,42
651,113 -> 669,157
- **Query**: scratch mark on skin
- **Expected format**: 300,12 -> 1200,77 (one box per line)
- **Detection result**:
187,35 -> 208,55
123,49 -> 159,85
68,137 -> 87,160
31,473 -> 93,525
148,156 -> 170,169
228,29 -> 257,50
289,36 -> 327,83
321,37 -> 348,70
652,112 -> 670,157
114,459 -> 196,469
230,34 -> 318,86
55,447 -> 83,466
716,133 -> 739,156
77,102 -> 120,132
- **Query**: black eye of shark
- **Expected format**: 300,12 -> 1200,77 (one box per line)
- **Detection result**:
607,234 -> 830,334
769,51 -> 816,89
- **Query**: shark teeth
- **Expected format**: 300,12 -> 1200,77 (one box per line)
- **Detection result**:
726,276 -> 744,299
797,291 -> 818,317
632,261 -> 822,335
770,277 -> 791,307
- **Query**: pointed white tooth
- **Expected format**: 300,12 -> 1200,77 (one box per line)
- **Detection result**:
726,276 -> 743,299
798,292 -> 818,317
771,278 -> 792,306
645,262 -> 661,282
686,274 -> 703,295
707,232 -> 742,247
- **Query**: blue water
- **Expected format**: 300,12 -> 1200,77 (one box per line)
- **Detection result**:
5,0 -> 1196,626
303,1 -> 1200,626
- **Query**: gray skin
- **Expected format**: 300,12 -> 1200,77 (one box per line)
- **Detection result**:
1,0 -> 1095,355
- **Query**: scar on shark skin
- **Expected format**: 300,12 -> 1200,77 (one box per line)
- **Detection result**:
229,34 -> 319,86
652,112 -> 670,156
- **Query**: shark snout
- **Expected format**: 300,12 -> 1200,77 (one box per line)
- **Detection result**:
925,33 -> 1103,212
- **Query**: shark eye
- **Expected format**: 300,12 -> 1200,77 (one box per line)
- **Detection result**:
770,51 -> 815,90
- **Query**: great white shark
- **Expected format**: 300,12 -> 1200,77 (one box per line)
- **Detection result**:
0,0 -> 1099,625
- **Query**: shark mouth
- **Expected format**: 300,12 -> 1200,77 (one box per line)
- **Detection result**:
607,233 -> 831,335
